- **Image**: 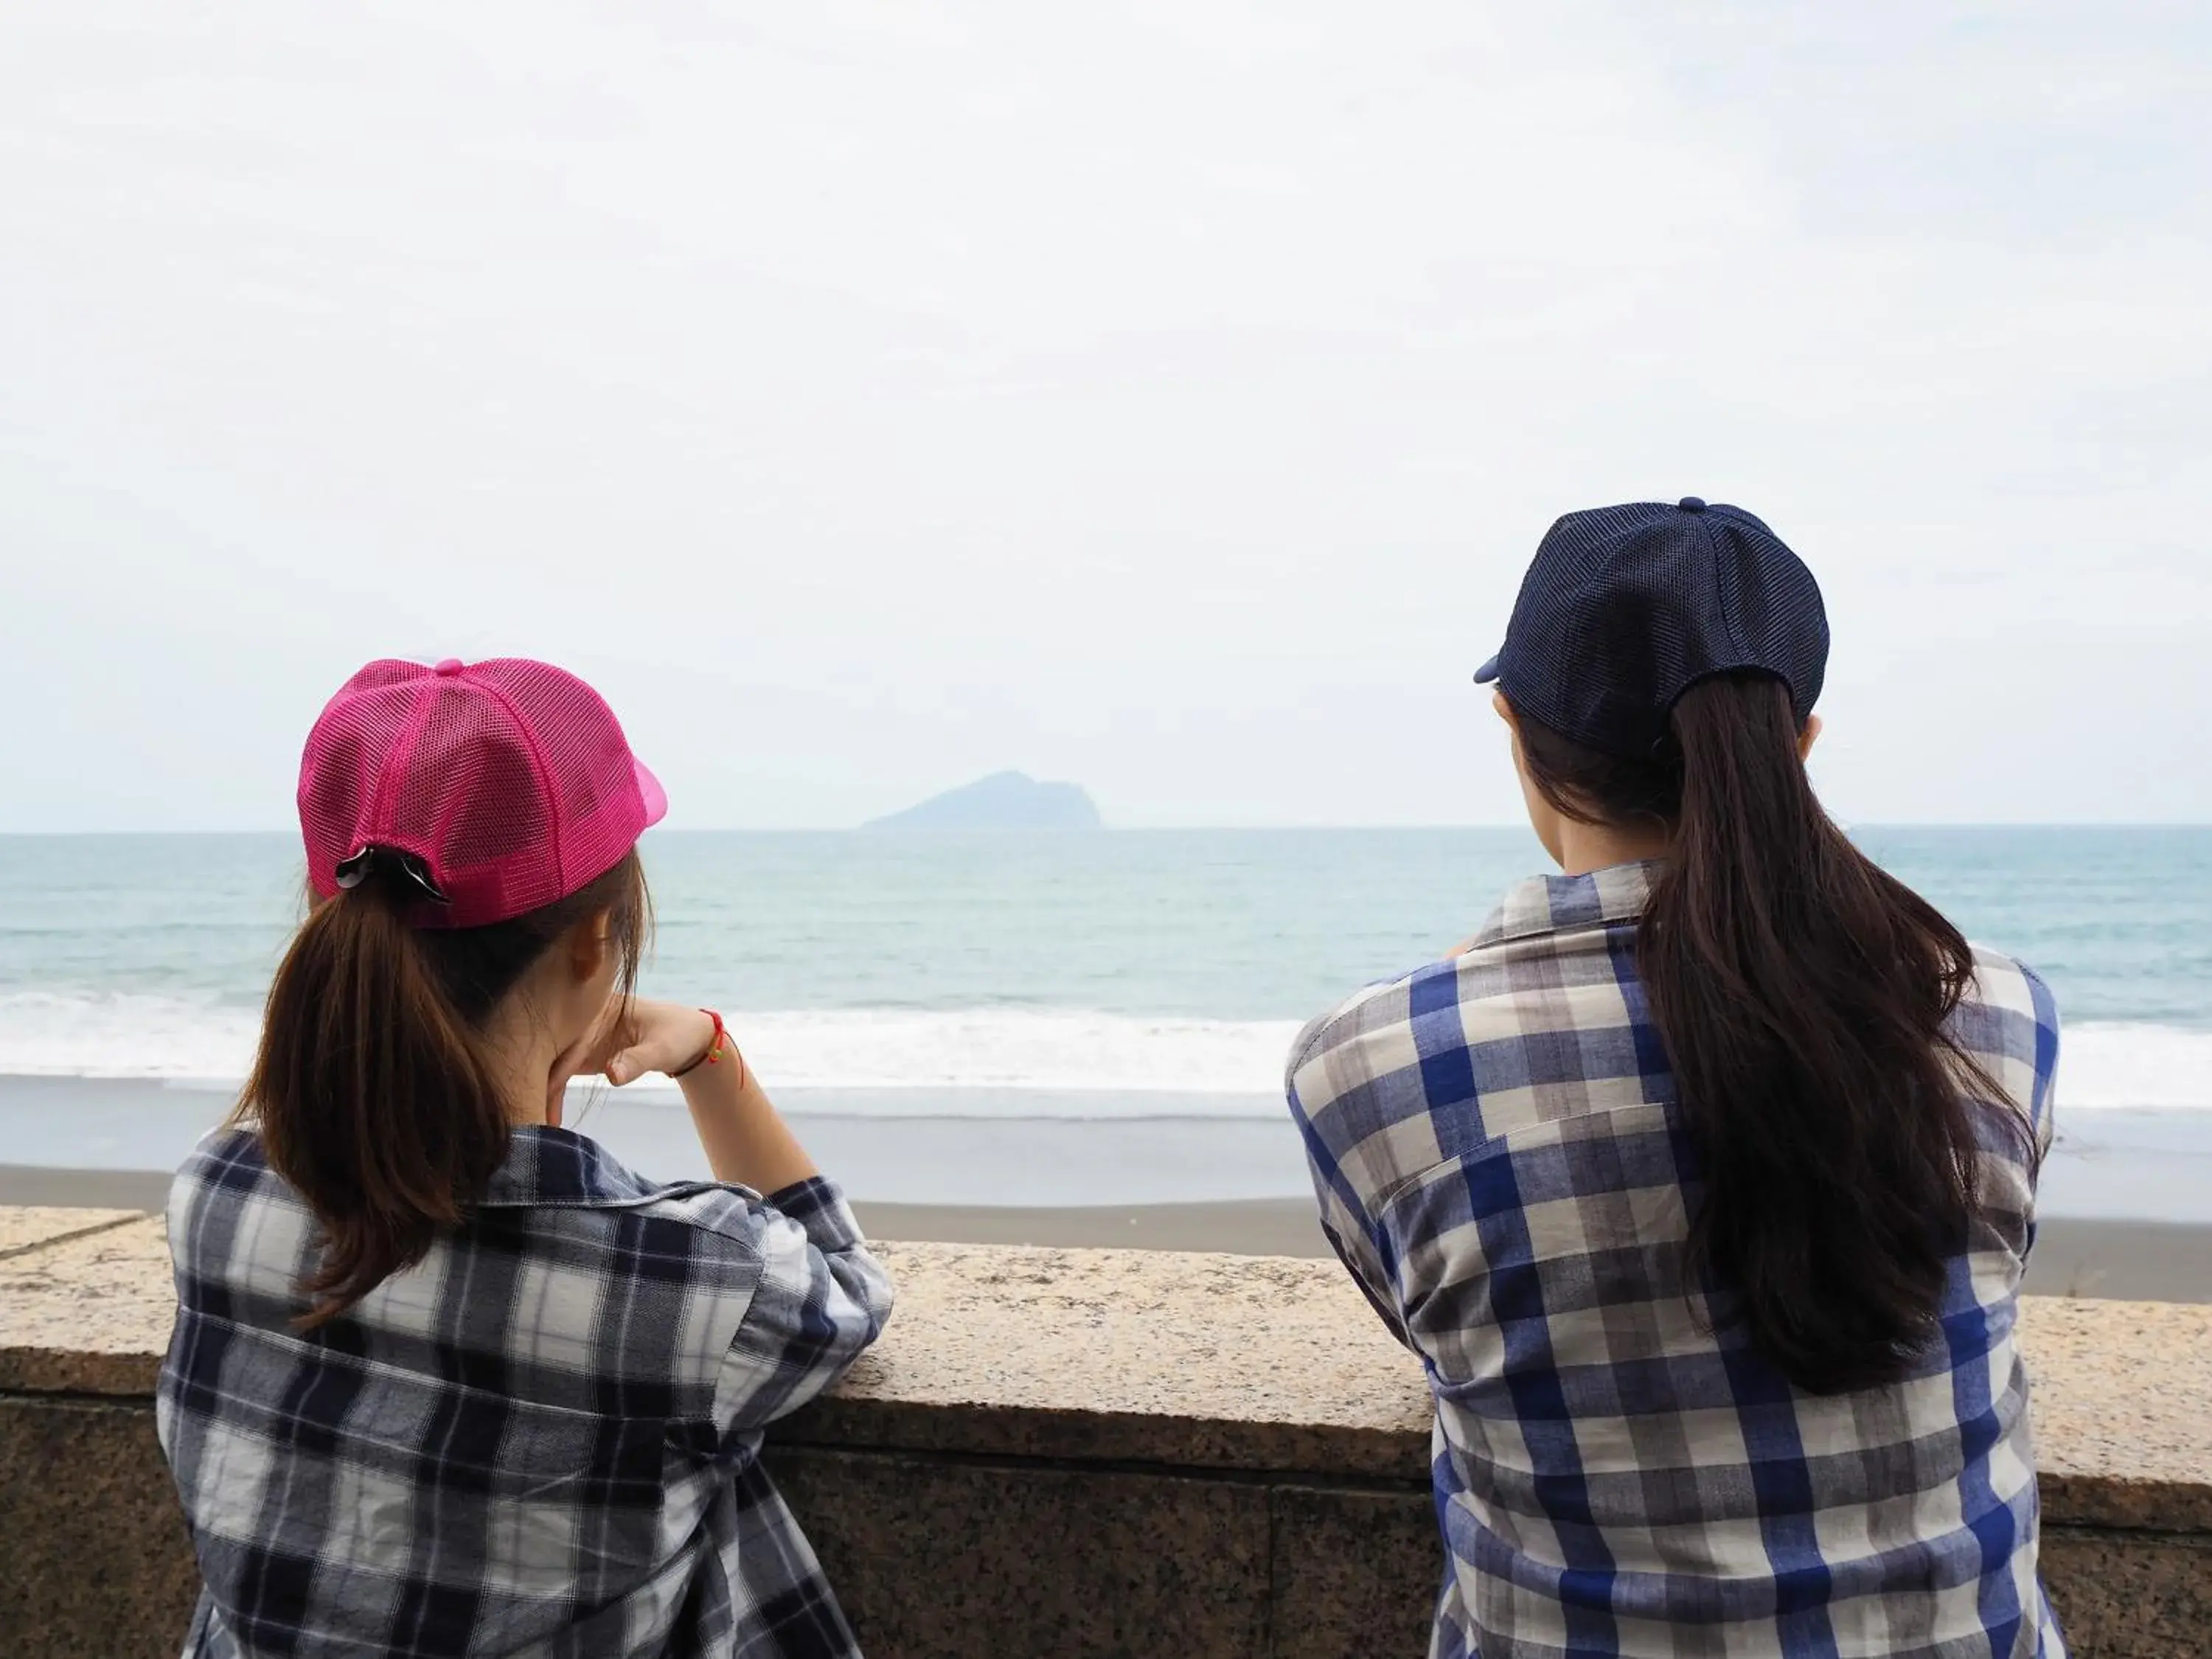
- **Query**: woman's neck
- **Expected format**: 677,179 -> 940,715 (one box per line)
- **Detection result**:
1554,817 -> 1672,879
481,1008 -> 563,1129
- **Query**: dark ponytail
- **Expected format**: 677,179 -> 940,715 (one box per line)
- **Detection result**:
1516,673 -> 2034,1394
236,851 -> 648,1328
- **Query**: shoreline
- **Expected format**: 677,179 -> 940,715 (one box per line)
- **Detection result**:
5,1164 -> 2203,1304
5,1075 -> 2212,1220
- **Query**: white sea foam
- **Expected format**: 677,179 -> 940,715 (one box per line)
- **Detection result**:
2042,1022 -> 2212,1110
0,992 -> 261,1086
1,992 -> 2205,1113
0,992 -> 1304,1102
647,1007 -> 1309,1098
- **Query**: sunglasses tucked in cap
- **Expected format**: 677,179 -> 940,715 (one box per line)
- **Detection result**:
1475,496 -> 1829,758
299,656 -> 667,929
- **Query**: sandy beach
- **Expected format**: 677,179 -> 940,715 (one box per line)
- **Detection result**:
7,1164 -> 2202,1304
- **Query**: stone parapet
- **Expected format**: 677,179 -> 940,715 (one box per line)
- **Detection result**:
2,1214 -> 2206,1656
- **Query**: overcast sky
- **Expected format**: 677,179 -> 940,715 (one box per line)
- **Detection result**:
2,1 -> 2207,831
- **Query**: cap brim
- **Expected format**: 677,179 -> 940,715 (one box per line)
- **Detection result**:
634,758 -> 669,830
1472,654 -> 1502,685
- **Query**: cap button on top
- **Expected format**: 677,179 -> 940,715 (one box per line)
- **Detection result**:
1677,495 -> 1707,512
433,657 -> 465,676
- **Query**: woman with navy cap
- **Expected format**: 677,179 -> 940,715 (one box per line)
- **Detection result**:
1289,500 -> 2062,1658
157,656 -> 892,1658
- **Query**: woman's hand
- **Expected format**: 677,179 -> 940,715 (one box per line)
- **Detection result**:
549,995 -> 822,1193
552,997 -> 717,1091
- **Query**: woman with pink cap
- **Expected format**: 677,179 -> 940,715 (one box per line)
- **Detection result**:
156,656 -> 893,1658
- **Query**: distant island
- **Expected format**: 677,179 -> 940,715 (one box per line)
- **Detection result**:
862,771 -> 1104,832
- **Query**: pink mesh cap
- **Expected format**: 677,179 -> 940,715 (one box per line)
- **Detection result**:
299,656 -> 667,928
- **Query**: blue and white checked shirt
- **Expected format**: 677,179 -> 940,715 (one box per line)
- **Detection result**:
159,1124 -> 893,1658
1287,862 -> 2063,1659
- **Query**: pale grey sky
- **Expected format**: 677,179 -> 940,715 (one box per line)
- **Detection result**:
2,1 -> 2208,830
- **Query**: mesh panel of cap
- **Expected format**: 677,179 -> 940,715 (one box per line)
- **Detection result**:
406,677 -> 561,918
299,657 -> 657,928
1493,500 -> 1827,757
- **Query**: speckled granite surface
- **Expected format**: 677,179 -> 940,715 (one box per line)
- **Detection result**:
0,1206 -> 141,1259
794,1240 -> 1432,1476
0,1397 -> 201,1659
769,1445 -> 1276,1658
2020,1296 -> 2212,1531
1,1217 -> 2207,1528
1,1210 -> 2207,1658
0,1216 -> 173,1394
2043,1526 -> 2212,1658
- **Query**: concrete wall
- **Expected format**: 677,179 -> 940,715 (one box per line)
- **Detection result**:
2,1211 -> 2208,1657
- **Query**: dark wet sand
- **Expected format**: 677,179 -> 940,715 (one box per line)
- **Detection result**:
3,1164 -> 2202,1303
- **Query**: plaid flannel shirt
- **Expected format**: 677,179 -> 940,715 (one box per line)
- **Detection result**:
1287,861 -> 2064,1659
158,1124 -> 893,1658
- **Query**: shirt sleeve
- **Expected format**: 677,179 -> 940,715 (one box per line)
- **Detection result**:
2017,964 -> 2062,1263
713,1176 -> 894,1433
1286,1022 -> 1412,1350
2020,962 -> 2062,1161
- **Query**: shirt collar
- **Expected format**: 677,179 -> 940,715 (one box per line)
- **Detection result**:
479,1124 -> 659,1208
1470,858 -> 1661,949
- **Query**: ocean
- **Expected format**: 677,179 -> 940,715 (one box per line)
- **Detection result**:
2,827 -> 2209,1218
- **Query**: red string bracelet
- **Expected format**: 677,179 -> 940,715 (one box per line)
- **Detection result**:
669,1008 -> 740,1084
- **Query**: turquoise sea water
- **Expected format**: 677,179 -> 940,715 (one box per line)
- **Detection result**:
1,826 -> 2208,1088
1,828 -> 2208,1214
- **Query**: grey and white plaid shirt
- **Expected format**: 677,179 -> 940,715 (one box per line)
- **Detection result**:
1288,860 -> 2064,1659
159,1124 -> 893,1658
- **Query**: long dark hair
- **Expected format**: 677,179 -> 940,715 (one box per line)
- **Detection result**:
236,850 -> 650,1328
1514,672 -> 2034,1393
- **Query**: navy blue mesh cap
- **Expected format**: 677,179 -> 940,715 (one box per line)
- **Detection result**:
1473,496 -> 1828,757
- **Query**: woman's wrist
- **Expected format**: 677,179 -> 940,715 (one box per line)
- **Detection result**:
678,1042 -> 750,1095
671,1018 -> 755,1102
668,1007 -> 730,1079
591,999 -> 748,1090
675,1040 -> 815,1191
